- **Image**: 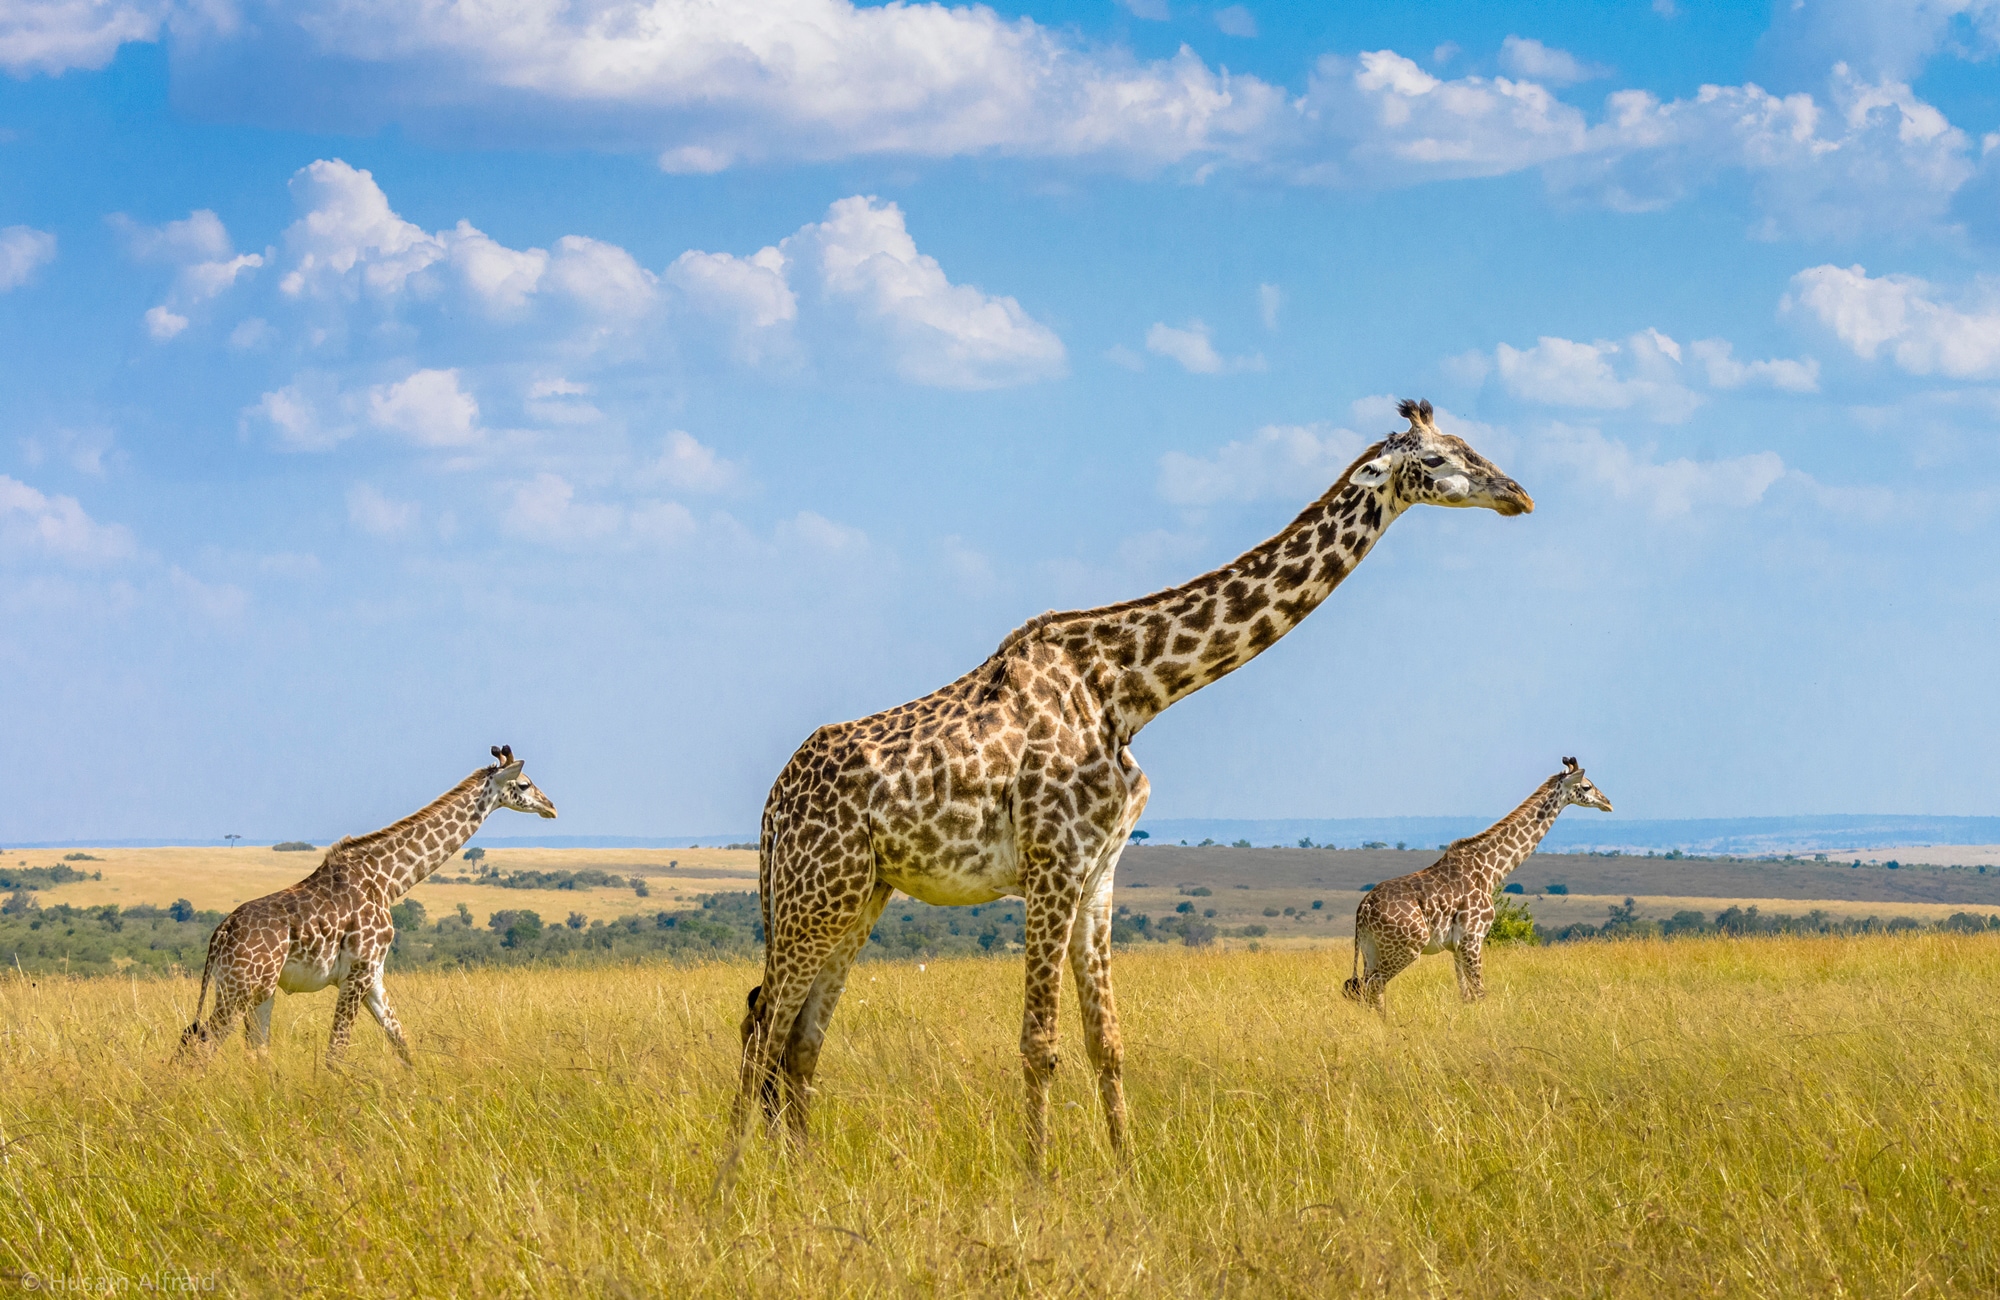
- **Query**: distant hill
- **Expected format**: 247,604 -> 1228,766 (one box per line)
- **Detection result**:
14,816 -> 1999,857
1132,815 -> 2000,856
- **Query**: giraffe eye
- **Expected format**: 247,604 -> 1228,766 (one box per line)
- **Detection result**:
1421,455 -> 1446,469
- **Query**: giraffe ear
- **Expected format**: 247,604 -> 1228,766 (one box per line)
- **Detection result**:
1351,456 -> 1393,488
497,761 -> 524,782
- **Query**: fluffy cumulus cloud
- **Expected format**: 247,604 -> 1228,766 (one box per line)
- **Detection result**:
1537,424 -> 1788,519
1158,422 -> 1368,506
0,474 -> 136,565
345,483 -> 419,538
1487,328 -> 1816,421
1560,65 -> 1977,237
0,226 -> 58,291
1142,320 -> 1263,376
1497,36 -> 1607,87
781,196 -> 1066,388
1787,264 -> 2000,380
0,0 -> 164,75
11,3 -> 1985,234
113,209 -> 265,339
227,163 -> 1059,393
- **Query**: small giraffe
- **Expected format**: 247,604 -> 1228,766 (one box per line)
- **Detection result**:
1342,758 -> 1613,1013
724,399 -> 1534,1177
178,746 -> 557,1066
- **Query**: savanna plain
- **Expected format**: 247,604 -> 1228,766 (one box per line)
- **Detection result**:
3,932 -> 1998,1298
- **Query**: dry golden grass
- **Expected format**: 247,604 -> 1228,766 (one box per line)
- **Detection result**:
2,934 -> 1997,1297
15,846 -> 759,926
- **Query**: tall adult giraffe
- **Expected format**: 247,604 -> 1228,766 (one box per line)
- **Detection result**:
178,747 -> 557,1067
726,399 -> 1533,1175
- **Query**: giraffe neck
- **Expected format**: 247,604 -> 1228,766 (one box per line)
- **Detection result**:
354,771 -> 503,904
1061,443 -> 1403,736
1464,778 -> 1569,894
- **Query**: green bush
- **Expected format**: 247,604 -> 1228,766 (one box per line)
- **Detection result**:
272,842 -> 316,852
1489,893 -> 1539,946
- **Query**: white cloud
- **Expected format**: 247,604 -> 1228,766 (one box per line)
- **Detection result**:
645,431 -> 740,494
524,377 -> 602,425
0,0 -> 163,76
1688,338 -> 1820,392
1214,6 -> 1257,38
144,305 -> 189,340
248,380 -> 354,453
0,475 -> 136,565
1562,65 -> 1975,237
367,369 -> 482,447
1118,0 -> 1171,18
502,473 -> 699,547
445,222 -> 547,315
505,473 -> 623,544
24,3 -> 1979,240
1257,282 -> 1283,330
780,509 -> 869,553
114,209 -> 232,263
1787,263 -> 2000,380
1539,423 -> 1787,519
169,566 -> 248,620
165,1 -> 1287,174
1158,422 -> 1368,506
786,196 -> 1065,389
1144,320 -> 1263,375
0,226 -> 57,291
116,209 -> 266,335
1761,0 -> 2000,82
1497,37 -> 1606,87
667,246 -> 797,361
1298,50 -> 1590,184
1493,329 -> 1702,422
346,483 -> 419,537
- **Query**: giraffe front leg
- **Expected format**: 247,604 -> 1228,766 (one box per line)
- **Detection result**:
363,968 -> 415,1067
1066,884 -> 1127,1160
245,996 -> 275,1055
1458,931 -> 1487,1002
1019,874 -> 1082,1177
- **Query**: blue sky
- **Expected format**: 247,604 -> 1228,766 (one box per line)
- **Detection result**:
1,0 -> 1997,842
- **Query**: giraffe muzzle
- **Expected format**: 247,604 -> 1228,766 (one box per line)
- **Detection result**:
1493,481 -> 1535,516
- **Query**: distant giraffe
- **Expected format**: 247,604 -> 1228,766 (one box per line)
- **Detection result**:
178,747 -> 557,1066
1343,758 -> 1613,1013
723,399 -> 1535,1179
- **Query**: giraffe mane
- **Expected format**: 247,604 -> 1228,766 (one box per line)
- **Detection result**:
984,437 -> 1393,659
323,767 -> 493,859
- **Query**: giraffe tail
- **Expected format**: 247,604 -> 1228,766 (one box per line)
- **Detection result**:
177,942 -> 218,1056
1341,935 -> 1363,1002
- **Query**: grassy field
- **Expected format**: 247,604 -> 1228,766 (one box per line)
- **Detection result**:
3,934 -> 1997,1296
7,845 -> 759,928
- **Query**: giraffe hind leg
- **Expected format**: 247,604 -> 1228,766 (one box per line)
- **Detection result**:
777,882 -> 893,1147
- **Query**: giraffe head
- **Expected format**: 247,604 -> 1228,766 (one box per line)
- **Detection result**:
487,744 -> 559,819
1557,757 -> 1614,812
1350,399 -> 1534,517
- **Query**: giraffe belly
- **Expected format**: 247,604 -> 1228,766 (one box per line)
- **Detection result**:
278,949 -> 353,994
878,835 -> 1019,907
1422,917 -> 1465,955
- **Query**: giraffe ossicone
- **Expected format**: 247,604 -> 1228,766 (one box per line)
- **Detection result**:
176,748 -> 557,1068
1342,757 -> 1614,1013
721,398 -> 1533,1181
